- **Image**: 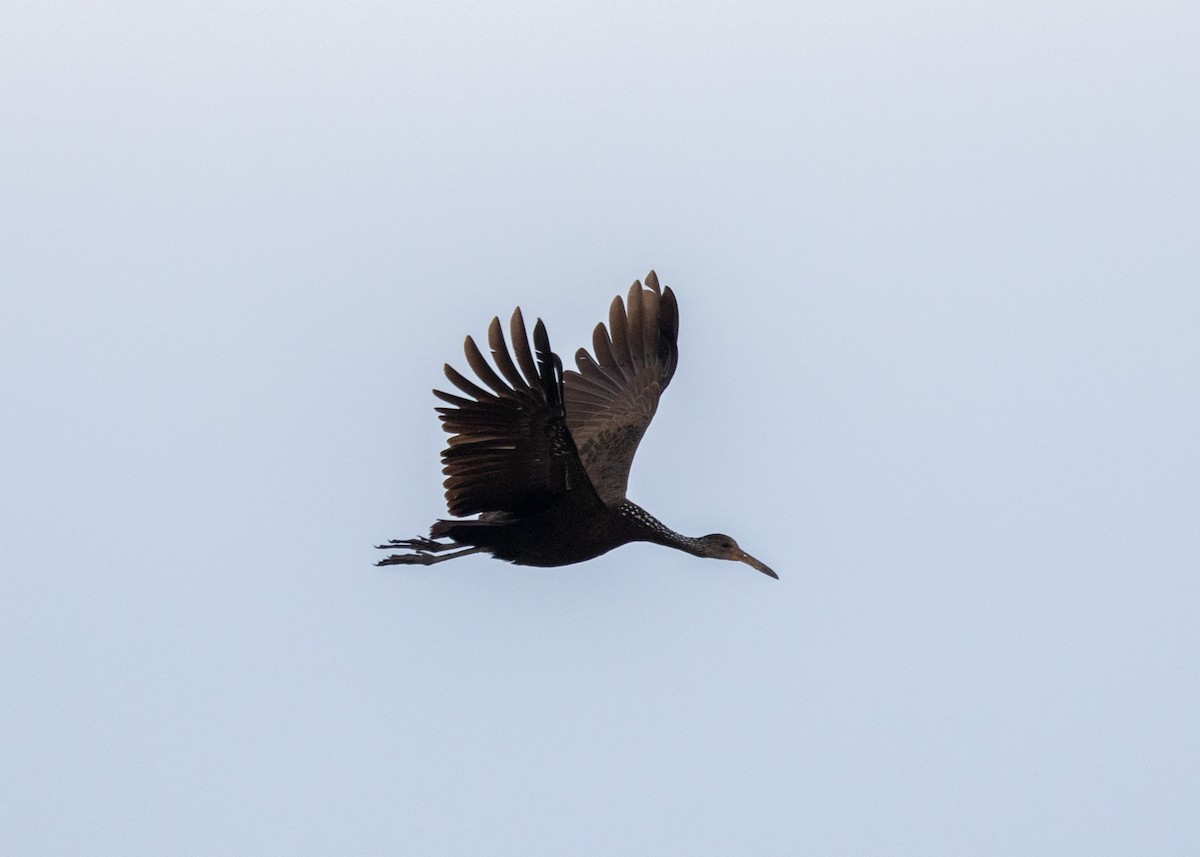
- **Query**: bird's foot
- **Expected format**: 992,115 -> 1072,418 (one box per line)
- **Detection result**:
375,536 -> 451,552
374,535 -> 472,567
376,551 -> 439,566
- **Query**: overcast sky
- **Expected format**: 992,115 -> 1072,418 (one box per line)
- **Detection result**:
3,1 -> 1198,854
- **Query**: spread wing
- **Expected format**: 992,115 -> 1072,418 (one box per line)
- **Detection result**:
562,271 -> 680,504
434,308 -> 597,518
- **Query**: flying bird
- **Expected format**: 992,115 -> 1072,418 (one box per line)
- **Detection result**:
376,272 -> 776,578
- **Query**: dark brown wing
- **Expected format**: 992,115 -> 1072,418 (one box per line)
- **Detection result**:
434,308 -> 598,517
562,271 -> 680,504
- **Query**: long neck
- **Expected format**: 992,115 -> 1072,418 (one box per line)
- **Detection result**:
615,500 -> 707,557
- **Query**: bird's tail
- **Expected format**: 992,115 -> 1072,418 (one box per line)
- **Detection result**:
430,517 -> 504,543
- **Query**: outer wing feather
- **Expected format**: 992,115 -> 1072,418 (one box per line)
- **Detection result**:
443,363 -> 493,401
464,335 -> 511,396
487,317 -> 528,390
608,296 -> 632,369
562,271 -> 680,503
592,321 -> 625,380
509,310 -> 540,388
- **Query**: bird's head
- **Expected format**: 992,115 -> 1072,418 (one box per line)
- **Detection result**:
698,534 -> 777,579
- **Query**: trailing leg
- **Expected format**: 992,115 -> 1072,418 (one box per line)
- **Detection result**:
374,536 -> 486,566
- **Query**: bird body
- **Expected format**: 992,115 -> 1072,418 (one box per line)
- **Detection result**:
377,272 -> 776,578
429,499 -> 647,567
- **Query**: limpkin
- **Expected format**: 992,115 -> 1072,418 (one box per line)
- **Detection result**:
376,272 -> 776,579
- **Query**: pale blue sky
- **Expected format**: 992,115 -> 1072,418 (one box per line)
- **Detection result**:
3,1 -> 1198,854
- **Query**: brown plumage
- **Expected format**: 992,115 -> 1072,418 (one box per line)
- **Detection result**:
375,271 -> 776,578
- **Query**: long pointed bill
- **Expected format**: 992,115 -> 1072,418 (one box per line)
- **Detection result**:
738,551 -> 778,579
